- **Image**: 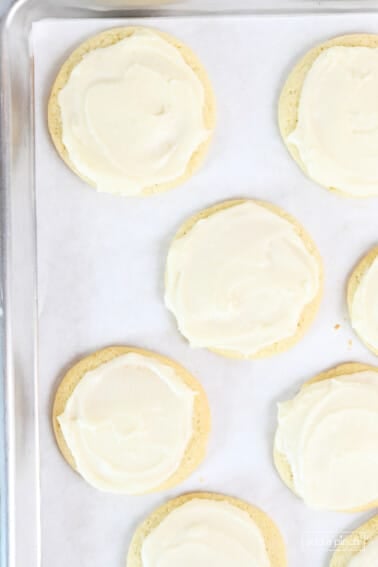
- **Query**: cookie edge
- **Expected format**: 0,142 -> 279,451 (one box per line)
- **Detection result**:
330,515 -> 378,567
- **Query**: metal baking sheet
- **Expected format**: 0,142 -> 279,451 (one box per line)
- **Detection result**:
2,3 -> 378,567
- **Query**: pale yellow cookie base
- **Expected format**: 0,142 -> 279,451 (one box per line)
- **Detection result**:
278,33 -> 378,197
126,492 -> 287,567
274,362 -> 378,512
48,26 -> 216,196
166,198 -> 323,359
52,346 -> 211,493
330,515 -> 378,567
347,246 -> 378,356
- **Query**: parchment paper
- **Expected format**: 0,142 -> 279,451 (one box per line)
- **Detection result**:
32,13 -> 378,567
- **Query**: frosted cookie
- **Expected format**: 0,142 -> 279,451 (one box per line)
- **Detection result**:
274,363 -> 378,512
165,199 -> 322,359
279,34 -> 378,197
330,516 -> 378,567
48,27 -> 216,196
348,246 -> 378,355
52,346 -> 210,494
127,492 -> 287,567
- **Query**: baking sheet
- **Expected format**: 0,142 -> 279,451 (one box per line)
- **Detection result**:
32,14 -> 378,567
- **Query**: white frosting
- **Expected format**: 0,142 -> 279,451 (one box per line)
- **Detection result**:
348,536 -> 378,567
275,370 -> 378,510
58,352 -> 195,494
141,498 -> 271,567
351,255 -> 378,351
58,28 -> 210,195
288,46 -> 378,196
165,201 -> 320,357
